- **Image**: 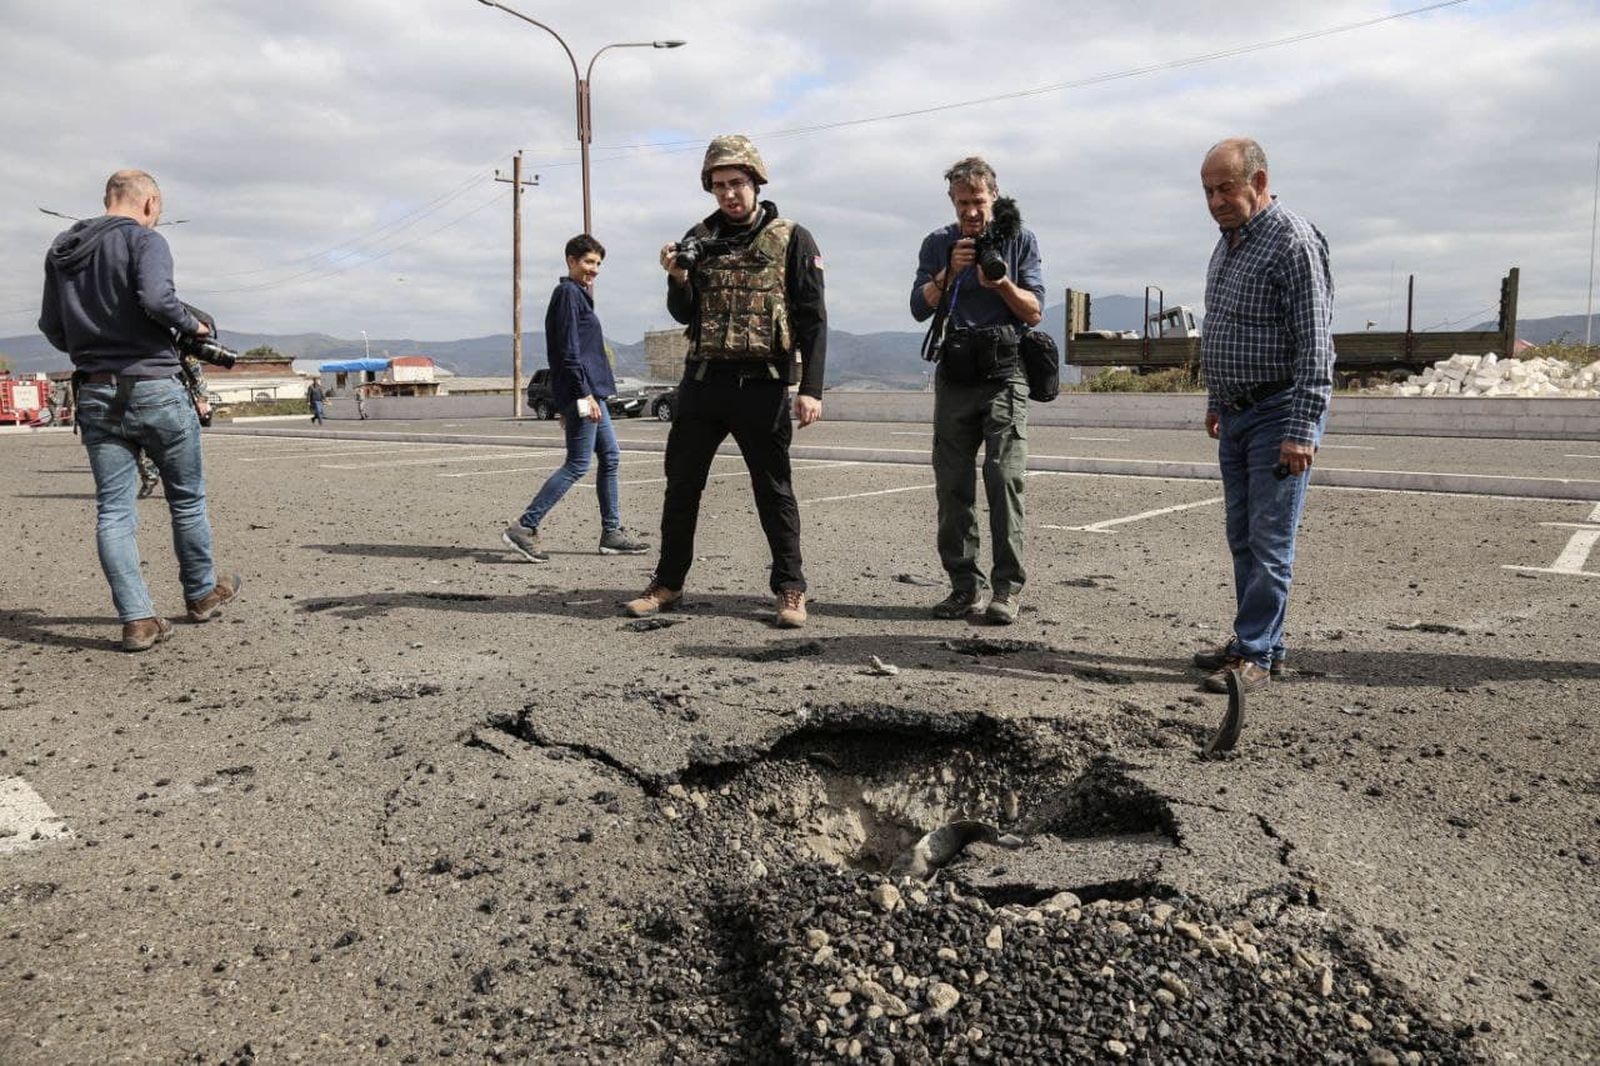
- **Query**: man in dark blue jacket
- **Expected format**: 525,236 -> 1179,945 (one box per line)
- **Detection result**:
911,157 -> 1045,625
502,234 -> 648,563
39,169 -> 241,652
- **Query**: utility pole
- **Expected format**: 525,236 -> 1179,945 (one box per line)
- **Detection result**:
496,152 -> 539,416
1586,139 -> 1598,350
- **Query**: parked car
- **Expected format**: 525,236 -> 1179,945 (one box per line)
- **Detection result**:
525,369 -> 647,420
648,387 -> 679,422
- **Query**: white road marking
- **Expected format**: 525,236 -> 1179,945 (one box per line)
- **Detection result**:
321,450 -> 565,470
1564,454 -> 1600,460
0,777 -> 72,855
1067,435 -> 1131,442
890,431 -> 929,436
239,444 -> 497,462
801,483 -> 936,505
1040,495 -> 1226,534
1502,501 -> 1600,578
618,459 -> 861,489
1319,444 -> 1377,450
438,457 -> 663,479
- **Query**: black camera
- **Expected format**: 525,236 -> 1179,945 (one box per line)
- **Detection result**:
174,302 -> 238,369
176,332 -> 238,370
673,233 -> 749,271
971,196 -> 1023,281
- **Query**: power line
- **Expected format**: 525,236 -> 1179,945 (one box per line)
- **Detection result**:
191,187 -> 511,296
206,170 -> 497,278
1419,303 -> 1495,332
578,0 -> 1470,156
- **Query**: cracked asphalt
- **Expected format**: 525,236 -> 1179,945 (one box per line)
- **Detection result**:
1,422 -> 1596,1063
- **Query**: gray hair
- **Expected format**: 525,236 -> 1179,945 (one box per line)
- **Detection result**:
104,169 -> 159,207
1208,138 -> 1268,182
944,156 -> 998,198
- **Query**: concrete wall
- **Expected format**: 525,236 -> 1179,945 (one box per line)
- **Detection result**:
325,393 -> 523,421
331,389 -> 1599,440
817,392 -> 1600,440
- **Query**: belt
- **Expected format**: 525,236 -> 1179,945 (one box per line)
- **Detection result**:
81,371 -> 175,384
1222,379 -> 1293,412
688,360 -> 784,386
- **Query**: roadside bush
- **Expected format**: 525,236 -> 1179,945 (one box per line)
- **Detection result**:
1518,336 -> 1599,370
1069,367 -> 1204,393
212,398 -> 310,421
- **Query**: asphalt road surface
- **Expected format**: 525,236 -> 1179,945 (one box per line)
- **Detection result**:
2,420 -> 1596,1064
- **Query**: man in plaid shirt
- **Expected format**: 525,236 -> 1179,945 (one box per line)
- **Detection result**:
1193,137 -> 1335,695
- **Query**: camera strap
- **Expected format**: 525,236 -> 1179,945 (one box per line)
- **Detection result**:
919,253 -> 967,363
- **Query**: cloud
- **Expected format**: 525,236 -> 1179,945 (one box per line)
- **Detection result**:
4,0 -> 1598,348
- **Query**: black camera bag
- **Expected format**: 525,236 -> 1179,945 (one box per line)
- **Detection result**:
1020,329 -> 1060,402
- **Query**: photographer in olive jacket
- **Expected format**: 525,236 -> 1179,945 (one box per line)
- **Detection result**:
624,135 -> 827,629
911,157 -> 1045,625
38,169 -> 241,652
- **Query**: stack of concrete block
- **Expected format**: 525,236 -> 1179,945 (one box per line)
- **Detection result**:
1392,353 -> 1600,398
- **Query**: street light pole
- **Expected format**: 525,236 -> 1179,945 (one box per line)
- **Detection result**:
474,0 -> 683,233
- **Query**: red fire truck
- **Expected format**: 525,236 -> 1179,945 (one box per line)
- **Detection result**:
0,374 -> 54,426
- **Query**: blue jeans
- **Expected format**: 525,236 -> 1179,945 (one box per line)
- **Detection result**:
519,400 -> 621,533
1217,391 -> 1325,669
76,378 -> 216,622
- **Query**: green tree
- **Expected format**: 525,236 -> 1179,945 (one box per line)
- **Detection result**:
242,345 -> 285,362
0,352 -> 12,374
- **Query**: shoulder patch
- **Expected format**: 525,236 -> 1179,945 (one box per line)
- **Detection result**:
812,255 -> 824,270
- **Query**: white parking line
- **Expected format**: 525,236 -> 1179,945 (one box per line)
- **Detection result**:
239,444 -> 497,462
322,450 -> 565,470
1042,495 -> 1226,534
1319,444 -> 1377,451
1565,454 -> 1600,460
438,457 -> 663,479
801,483 -> 936,505
618,459 -> 861,489
1502,501 -> 1600,578
1068,435 -> 1132,442
0,777 -> 72,855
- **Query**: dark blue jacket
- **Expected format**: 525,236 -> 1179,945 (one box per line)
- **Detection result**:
910,223 -> 1046,330
544,276 -> 614,408
38,215 -> 200,376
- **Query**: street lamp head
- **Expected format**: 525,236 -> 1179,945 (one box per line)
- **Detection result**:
654,40 -> 686,48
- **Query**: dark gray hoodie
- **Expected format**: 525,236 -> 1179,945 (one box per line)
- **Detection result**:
38,215 -> 199,376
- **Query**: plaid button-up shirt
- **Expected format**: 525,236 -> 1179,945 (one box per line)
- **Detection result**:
1202,198 -> 1335,444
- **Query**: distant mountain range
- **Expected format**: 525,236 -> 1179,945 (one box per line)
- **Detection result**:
7,300 -> 1592,385
1469,312 -> 1600,346
0,296 -> 1147,386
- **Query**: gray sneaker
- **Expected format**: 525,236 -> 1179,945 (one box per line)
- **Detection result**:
502,523 -> 549,563
598,528 -> 650,555
985,594 -> 1019,626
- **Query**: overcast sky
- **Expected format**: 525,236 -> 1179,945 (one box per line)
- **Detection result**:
3,0 -> 1597,347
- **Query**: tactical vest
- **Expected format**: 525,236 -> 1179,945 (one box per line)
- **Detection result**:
690,217 -> 796,366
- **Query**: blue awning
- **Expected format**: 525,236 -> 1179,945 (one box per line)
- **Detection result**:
318,358 -> 390,373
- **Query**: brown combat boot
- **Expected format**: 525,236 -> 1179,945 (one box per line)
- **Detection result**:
121,616 -> 174,652
186,572 -> 243,623
623,581 -> 682,618
775,588 -> 808,629
1202,657 -> 1271,694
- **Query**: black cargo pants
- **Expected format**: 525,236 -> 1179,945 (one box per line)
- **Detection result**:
653,369 -> 805,593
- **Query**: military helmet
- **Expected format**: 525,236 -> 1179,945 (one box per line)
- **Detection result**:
701,134 -> 769,191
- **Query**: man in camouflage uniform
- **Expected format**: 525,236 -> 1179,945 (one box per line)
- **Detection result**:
624,135 -> 828,628
137,350 -> 210,498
